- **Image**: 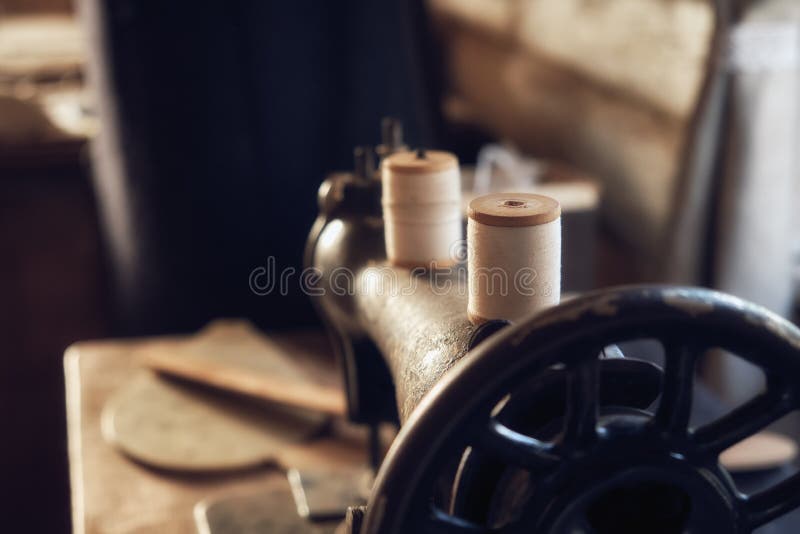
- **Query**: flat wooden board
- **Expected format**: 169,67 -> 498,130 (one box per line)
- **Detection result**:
137,320 -> 347,416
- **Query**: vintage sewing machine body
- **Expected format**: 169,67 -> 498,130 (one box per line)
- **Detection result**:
305,168 -> 800,533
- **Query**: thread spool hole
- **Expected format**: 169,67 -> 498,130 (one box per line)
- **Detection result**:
502,200 -> 526,208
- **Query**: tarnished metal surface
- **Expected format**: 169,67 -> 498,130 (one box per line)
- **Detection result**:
354,267 -> 477,422
309,172 -> 485,423
307,173 -> 398,424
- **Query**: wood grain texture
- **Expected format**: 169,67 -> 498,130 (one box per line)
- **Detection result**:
65,333 -> 368,534
137,321 -> 347,416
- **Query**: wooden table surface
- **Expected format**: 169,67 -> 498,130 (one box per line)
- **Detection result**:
65,335 -> 367,534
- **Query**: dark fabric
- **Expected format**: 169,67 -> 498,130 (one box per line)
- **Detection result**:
83,0 -> 439,335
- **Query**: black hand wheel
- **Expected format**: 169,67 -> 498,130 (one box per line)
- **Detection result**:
361,286 -> 800,534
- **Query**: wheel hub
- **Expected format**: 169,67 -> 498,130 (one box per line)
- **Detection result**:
538,415 -> 740,534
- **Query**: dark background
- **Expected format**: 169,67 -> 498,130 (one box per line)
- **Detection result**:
89,0 -> 447,336
1,1 -> 477,532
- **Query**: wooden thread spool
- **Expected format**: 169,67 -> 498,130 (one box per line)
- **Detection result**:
382,149 -> 462,268
467,193 -> 561,324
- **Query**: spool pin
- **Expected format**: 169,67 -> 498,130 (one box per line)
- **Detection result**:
467,193 -> 561,324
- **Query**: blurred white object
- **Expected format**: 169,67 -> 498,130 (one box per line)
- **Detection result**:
472,143 -> 544,195
713,0 -> 800,403
715,5 -> 799,317
464,144 -> 601,218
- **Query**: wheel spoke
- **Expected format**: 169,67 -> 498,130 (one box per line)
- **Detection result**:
693,387 -> 793,455
563,357 -> 599,446
745,472 -> 800,528
477,419 -> 561,471
654,343 -> 696,435
427,506 -> 488,533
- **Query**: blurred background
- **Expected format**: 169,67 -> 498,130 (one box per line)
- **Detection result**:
0,0 -> 798,532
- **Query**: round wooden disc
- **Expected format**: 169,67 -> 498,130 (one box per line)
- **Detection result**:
720,431 -> 797,472
102,371 -> 328,473
383,149 -> 458,174
468,193 -> 561,227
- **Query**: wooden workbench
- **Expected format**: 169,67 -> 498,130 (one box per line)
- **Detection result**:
65,336 -> 367,534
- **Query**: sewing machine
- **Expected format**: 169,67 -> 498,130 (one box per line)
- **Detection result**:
305,139 -> 800,533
